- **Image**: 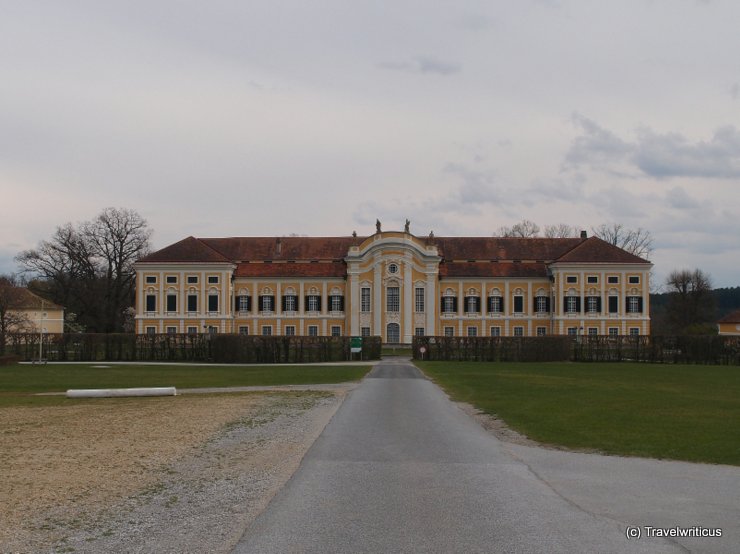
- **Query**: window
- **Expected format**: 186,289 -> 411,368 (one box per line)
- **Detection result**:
259,295 -> 274,313
565,296 -> 580,313
626,296 -> 643,313
588,327 -> 598,336
306,295 -> 321,312
567,327 -> 578,336
331,326 -> 341,337
608,327 -> 619,336
308,325 -> 319,336
387,287 -> 400,312
587,276 -> 598,284
146,326 -> 156,335
535,296 -> 550,313
187,275 -> 198,284
513,326 -> 524,337
444,326 -> 454,337
415,327 -> 425,337
187,326 -> 198,335
467,326 -> 478,337
329,295 -> 344,312
236,295 -> 251,312
187,294 -> 198,312
207,326 -> 218,335
608,276 -> 619,284
283,295 -> 297,312
166,276 -> 177,284
166,294 -> 177,312
239,326 -> 249,335
465,295 -> 481,314
388,263 -> 399,274
442,295 -> 456,314
566,276 -> 578,284
285,325 -> 296,336
536,327 -> 547,336
585,296 -> 601,313
145,295 -> 156,312
207,276 -> 219,284
630,327 -> 640,336
208,294 -> 219,312
387,323 -> 400,343
415,288 -> 425,313
488,296 -> 503,314
145,276 -> 157,284
361,288 -> 371,312
608,296 -> 619,314
629,276 -> 640,284
262,326 -> 272,336
361,327 -> 371,337
490,326 -> 501,337
513,295 -> 524,314
166,326 -> 177,334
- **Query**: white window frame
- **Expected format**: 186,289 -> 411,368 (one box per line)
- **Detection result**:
239,326 -> 249,335
308,325 -> 319,336
387,287 -> 400,312
415,287 -> 425,313
490,326 -> 501,337
536,327 -> 547,336
361,287 -> 371,312
331,325 -> 341,337
284,325 -> 296,336
444,326 -> 454,337
261,325 -> 272,336
467,326 -> 478,337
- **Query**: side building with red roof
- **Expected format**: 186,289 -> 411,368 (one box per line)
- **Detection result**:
133,227 -> 652,342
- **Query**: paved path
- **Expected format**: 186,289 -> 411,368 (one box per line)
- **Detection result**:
233,360 -> 735,553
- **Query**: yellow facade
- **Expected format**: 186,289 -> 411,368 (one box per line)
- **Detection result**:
134,230 -> 652,342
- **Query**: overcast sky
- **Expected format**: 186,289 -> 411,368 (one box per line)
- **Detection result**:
1,0 -> 739,288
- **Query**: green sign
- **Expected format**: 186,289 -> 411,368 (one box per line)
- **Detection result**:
350,337 -> 362,353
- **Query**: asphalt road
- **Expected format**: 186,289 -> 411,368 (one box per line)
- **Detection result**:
232,359 -> 726,553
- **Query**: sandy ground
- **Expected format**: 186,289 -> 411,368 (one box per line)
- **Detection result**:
0,388 -> 351,553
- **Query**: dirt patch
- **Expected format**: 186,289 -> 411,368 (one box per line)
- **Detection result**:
0,389 -> 349,553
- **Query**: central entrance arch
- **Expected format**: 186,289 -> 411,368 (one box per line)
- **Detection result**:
386,323 -> 400,343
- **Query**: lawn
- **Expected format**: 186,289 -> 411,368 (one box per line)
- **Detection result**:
0,363 -> 371,407
416,361 -> 740,466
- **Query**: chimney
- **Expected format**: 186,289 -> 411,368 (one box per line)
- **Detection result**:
580,230 -> 587,239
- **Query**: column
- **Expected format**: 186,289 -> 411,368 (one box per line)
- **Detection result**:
403,261 -> 413,343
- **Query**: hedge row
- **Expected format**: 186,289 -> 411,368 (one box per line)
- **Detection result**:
1,333 -> 381,363
413,335 -> 740,365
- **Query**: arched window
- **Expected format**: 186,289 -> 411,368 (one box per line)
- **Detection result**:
387,322 -> 400,343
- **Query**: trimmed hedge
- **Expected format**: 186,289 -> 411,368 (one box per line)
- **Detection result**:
413,335 -> 740,365
2,333 -> 381,363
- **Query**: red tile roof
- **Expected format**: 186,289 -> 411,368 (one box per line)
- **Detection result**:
554,237 -> 650,264
718,309 -> 740,324
137,236 -> 231,263
138,235 -> 651,274
234,262 -> 347,278
440,262 -> 550,278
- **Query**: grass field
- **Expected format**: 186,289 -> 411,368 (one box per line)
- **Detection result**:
0,363 -> 371,407
416,361 -> 740,466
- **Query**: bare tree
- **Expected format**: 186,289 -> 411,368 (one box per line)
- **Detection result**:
664,268 -> 715,334
16,208 -> 152,332
591,223 -> 653,259
0,275 -> 34,353
543,224 -> 579,238
496,220 -> 541,237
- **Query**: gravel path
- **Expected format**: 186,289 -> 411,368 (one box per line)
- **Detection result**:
1,386 -> 353,553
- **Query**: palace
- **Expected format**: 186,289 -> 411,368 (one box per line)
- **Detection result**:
134,225 -> 652,343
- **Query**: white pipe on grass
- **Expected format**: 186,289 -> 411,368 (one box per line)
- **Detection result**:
66,387 -> 177,398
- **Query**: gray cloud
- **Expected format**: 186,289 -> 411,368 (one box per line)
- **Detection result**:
730,82 -> 739,100
566,114 -> 740,179
378,56 -> 462,76
635,126 -> 740,178
565,114 -> 633,171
